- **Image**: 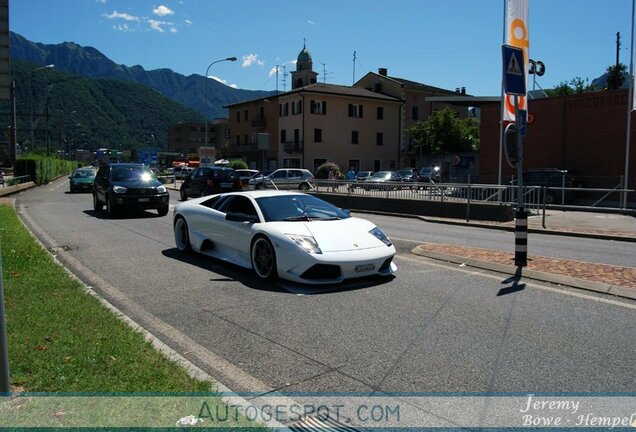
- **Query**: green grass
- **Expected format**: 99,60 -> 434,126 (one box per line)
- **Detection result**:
0,204 -> 264,429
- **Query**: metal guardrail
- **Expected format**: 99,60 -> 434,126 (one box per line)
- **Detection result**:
308,179 -> 635,214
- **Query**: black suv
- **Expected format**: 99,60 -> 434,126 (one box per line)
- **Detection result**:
93,163 -> 170,216
179,166 -> 242,200
519,168 -> 586,204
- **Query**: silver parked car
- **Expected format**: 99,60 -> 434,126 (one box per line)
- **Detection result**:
248,168 -> 315,190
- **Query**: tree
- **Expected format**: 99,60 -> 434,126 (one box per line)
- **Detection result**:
408,107 -> 479,157
606,63 -> 627,89
545,76 -> 595,96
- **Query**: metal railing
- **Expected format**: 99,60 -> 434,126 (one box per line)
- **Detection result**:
309,179 -> 635,213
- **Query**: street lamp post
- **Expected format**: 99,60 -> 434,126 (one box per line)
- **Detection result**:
30,64 -> 55,152
204,57 -> 237,150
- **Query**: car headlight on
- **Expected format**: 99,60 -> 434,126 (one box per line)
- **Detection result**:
156,185 -> 167,194
369,227 -> 392,246
112,185 -> 127,194
285,234 -> 322,254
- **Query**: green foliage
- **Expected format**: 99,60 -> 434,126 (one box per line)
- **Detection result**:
3,59 -> 203,154
0,204 -> 212,393
545,77 -> 595,96
15,154 -> 78,184
408,107 -> 480,156
606,63 -> 627,89
228,159 -> 248,170
315,161 -> 341,179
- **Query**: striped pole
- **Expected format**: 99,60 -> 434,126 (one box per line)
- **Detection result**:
515,209 -> 528,267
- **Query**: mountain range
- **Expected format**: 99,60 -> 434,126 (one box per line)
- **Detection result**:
9,32 -> 275,119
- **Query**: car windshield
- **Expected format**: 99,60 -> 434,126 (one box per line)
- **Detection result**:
73,170 -> 94,178
256,194 -> 350,222
111,166 -> 156,182
371,172 -> 391,179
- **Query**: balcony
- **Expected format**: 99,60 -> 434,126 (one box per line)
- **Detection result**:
251,118 -> 267,128
283,141 -> 303,153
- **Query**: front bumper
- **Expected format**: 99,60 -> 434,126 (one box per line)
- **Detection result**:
275,244 -> 397,284
112,193 -> 169,209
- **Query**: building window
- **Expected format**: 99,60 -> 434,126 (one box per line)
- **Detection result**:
280,129 -> 287,143
351,131 -> 359,144
259,106 -> 265,119
244,134 -> 248,145
314,128 -> 322,142
412,106 -> 418,120
376,132 -> 383,146
236,111 -> 241,122
292,100 -> 302,115
236,135 -> 240,146
348,104 -> 363,118
377,107 -> 384,120
293,129 -> 300,145
310,100 -> 327,115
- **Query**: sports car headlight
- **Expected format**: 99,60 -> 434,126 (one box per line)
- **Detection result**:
369,227 -> 392,246
112,185 -> 127,194
285,234 -> 322,254
156,185 -> 167,194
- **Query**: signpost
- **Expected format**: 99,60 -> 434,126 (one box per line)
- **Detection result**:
502,44 -> 528,267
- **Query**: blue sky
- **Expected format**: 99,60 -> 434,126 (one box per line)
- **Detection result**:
10,0 -> 634,95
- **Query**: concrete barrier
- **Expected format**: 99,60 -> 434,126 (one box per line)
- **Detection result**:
312,192 -> 514,222
0,181 -> 36,198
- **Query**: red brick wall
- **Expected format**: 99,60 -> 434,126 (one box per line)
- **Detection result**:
480,89 -> 636,188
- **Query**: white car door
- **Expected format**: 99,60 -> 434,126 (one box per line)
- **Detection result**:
216,196 -> 258,267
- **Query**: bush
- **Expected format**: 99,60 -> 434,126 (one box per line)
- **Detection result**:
14,155 -> 78,185
315,161 -> 341,179
228,159 -> 248,170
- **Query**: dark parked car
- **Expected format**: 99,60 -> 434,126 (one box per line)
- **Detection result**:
235,169 -> 260,186
69,168 -> 96,193
93,163 -> 170,216
518,168 -> 586,204
398,168 -> 417,182
179,166 -> 242,200
363,171 -> 403,190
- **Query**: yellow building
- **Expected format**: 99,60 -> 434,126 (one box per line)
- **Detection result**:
226,44 -> 402,173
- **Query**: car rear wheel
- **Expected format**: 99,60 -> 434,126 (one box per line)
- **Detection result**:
251,236 -> 277,280
174,217 -> 192,252
93,193 -> 103,212
299,182 -> 310,191
157,205 -> 169,216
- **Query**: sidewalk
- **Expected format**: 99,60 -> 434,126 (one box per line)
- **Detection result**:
413,210 -> 636,300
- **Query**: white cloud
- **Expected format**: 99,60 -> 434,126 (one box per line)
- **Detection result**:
153,5 -> 174,17
113,23 -> 132,32
268,66 -> 279,77
170,27 -> 177,33
149,19 -> 165,32
103,10 -> 140,21
307,19 -> 315,25
184,19 -> 192,25
209,76 -> 239,89
95,0 -> 107,4
229,83 -> 238,89
242,54 -> 264,68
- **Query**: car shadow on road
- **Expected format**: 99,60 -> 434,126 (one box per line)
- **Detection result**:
161,247 -> 395,295
83,209 -> 166,220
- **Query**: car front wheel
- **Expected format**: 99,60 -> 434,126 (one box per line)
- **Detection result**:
106,195 -> 118,217
251,236 -> 277,280
93,193 -> 103,212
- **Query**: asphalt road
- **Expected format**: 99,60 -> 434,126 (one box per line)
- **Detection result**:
15,178 -> 636,398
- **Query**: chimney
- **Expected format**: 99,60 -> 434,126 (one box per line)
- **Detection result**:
378,68 -> 388,76
455,88 -> 461,93
461,87 -> 466,95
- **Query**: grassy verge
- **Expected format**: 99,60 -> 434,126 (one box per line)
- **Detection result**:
0,204 -> 263,429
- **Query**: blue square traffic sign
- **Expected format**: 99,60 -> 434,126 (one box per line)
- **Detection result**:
502,45 -> 526,96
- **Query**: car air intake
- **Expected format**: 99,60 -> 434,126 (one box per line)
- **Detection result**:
300,264 -> 341,280
379,258 -> 393,272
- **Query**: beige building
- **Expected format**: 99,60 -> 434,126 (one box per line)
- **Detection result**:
167,119 -> 229,155
354,69 -> 465,167
226,45 -> 402,173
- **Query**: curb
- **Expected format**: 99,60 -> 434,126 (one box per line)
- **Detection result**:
416,215 -> 636,243
411,246 -> 636,301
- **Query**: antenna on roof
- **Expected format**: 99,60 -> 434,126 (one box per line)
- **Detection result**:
275,65 -> 279,93
281,65 -> 287,91
353,50 -> 357,84
321,62 -> 327,84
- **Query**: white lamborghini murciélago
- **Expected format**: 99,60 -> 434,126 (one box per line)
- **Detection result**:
173,190 -> 397,284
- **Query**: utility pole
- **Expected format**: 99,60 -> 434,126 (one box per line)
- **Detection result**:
352,51 -> 357,84
616,31 -> 621,67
